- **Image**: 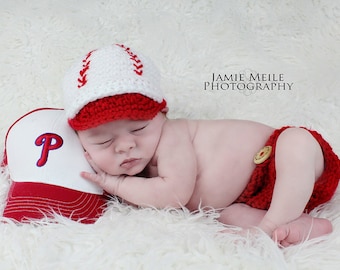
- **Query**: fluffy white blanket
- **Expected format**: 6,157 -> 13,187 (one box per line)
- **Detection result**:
1,1 -> 340,269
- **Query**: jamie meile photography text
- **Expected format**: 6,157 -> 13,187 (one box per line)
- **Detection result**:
204,73 -> 294,92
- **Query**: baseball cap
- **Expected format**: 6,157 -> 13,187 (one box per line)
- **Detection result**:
2,108 -> 107,223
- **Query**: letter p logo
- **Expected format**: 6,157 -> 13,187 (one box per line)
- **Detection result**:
35,133 -> 63,167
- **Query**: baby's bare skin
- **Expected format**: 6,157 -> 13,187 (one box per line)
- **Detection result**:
185,119 -> 274,210
79,112 -> 331,246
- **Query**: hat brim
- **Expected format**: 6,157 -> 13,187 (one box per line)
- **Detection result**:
68,93 -> 167,130
3,181 -> 107,224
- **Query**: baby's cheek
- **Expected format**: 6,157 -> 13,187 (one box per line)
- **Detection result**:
90,152 -> 111,171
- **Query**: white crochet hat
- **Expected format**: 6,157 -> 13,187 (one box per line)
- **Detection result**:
63,43 -> 167,130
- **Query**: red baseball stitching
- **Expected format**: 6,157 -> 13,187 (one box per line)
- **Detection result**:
77,50 -> 96,88
116,44 -> 143,76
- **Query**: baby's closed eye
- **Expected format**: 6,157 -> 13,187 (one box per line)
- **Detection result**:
93,138 -> 114,146
130,123 -> 149,134
131,126 -> 146,133
99,139 -> 112,145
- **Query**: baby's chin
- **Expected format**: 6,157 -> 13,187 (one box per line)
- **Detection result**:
110,159 -> 150,177
119,166 -> 146,177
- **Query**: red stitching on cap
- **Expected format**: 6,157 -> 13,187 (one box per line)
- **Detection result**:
116,44 -> 143,76
77,50 -> 96,88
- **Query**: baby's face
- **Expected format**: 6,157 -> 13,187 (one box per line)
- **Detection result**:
78,112 -> 166,176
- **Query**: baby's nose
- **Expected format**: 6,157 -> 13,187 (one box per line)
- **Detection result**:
114,137 -> 136,153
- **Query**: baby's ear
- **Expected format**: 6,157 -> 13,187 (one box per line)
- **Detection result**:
161,107 -> 169,114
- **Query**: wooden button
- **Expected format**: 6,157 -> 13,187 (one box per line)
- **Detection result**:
254,146 -> 272,164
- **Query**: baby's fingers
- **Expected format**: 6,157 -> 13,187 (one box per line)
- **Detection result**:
81,171 -> 104,185
81,171 -> 117,194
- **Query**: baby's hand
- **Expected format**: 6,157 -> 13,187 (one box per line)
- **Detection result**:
81,152 -> 125,195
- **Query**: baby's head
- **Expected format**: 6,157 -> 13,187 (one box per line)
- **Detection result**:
63,43 -> 167,130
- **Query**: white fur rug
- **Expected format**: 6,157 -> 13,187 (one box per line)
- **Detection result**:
1,1 -> 340,269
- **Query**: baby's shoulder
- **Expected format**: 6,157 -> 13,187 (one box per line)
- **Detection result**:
162,118 -> 192,136
156,119 -> 195,155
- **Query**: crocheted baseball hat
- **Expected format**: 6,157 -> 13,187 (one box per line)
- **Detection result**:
2,108 -> 107,223
63,43 -> 167,130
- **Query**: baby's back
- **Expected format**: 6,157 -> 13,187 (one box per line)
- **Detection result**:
184,119 -> 274,210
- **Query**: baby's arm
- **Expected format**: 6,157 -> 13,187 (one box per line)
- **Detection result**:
82,121 -> 197,208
